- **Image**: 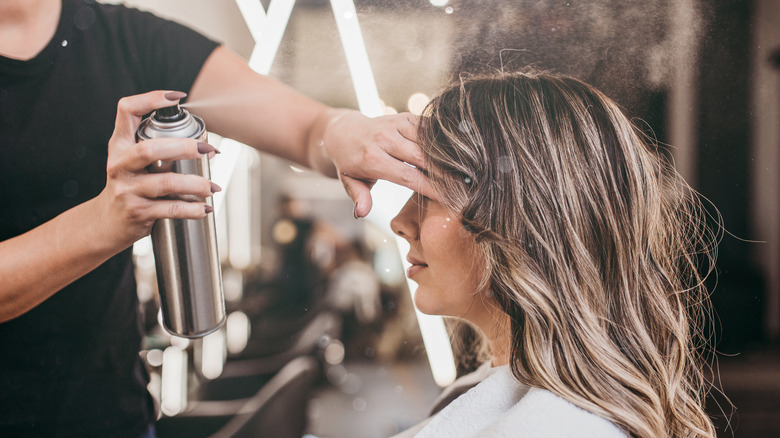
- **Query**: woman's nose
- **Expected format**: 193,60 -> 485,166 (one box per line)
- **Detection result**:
391,195 -> 419,241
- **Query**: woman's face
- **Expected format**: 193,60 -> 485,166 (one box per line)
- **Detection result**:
391,193 -> 492,326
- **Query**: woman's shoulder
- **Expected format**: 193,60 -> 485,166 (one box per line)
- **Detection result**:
406,365 -> 627,438
479,386 -> 628,438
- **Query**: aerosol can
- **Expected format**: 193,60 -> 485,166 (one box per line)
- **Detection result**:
136,103 -> 225,338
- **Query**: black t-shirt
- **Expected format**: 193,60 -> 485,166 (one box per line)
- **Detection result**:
0,1 -> 218,436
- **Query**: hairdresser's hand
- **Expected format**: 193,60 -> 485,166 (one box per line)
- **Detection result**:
93,90 -> 220,248
319,110 -> 434,218
0,90 -> 221,322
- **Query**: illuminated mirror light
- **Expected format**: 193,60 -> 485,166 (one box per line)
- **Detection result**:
236,0 -> 296,74
132,236 -> 153,257
330,0 -> 383,117
223,268 -> 244,303
226,311 -> 251,355
213,0 -> 296,215
429,0 -> 449,6
160,346 -> 188,416
200,329 -> 226,380
226,148 -> 258,270
131,0 -> 456,405
230,0 -> 456,387
147,372 -> 161,412
169,335 -> 191,350
146,349 -> 164,368
397,237 -> 457,387
132,236 -> 156,304
366,181 -> 457,387
210,143 -> 244,215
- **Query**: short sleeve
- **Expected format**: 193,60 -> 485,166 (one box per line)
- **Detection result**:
99,3 -> 220,95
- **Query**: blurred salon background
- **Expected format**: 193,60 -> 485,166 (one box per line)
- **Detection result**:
105,0 -> 779,437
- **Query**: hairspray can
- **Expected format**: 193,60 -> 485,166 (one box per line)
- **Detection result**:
136,103 -> 225,338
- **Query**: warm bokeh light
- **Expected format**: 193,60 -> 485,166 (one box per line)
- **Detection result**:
272,218 -> 298,245
407,92 -> 430,116
324,340 -> 346,365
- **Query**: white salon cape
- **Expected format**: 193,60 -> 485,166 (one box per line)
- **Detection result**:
392,363 -> 628,438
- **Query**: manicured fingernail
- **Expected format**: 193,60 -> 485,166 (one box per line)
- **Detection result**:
197,142 -> 220,155
165,91 -> 187,101
353,203 -> 360,219
205,205 -> 214,214
210,182 -> 222,193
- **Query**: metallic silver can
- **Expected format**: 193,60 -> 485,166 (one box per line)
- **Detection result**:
136,104 -> 225,338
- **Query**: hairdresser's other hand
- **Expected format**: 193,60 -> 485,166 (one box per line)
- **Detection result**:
94,90 -> 220,248
317,110 -> 434,218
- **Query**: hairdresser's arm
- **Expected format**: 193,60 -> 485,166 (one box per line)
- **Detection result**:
188,46 -> 432,217
0,91 -> 216,322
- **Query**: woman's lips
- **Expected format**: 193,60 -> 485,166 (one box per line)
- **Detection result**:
406,257 -> 428,278
406,264 -> 427,278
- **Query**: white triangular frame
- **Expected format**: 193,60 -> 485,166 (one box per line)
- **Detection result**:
225,0 -> 456,387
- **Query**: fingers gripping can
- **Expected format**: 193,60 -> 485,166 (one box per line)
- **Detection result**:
136,103 -> 225,338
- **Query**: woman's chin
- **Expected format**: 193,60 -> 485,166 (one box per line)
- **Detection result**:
412,289 -> 447,316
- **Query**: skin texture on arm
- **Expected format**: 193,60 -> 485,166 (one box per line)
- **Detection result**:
0,91 -> 218,322
188,46 -> 434,217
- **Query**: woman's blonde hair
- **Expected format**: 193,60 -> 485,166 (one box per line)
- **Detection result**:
418,71 -> 719,438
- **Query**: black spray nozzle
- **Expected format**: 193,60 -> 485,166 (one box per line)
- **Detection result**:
154,104 -> 186,123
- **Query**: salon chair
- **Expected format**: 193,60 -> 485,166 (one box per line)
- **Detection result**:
155,355 -> 319,438
235,301 -> 336,360
196,310 -> 341,401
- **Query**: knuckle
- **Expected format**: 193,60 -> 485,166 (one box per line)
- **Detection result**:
160,173 -> 177,194
340,179 -> 357,197
112,180 -> 130,199
106,161 -> 120,179
400,164 -> 418,184
361,148 -> 383,170
167,202 -> 182,218
372,130 -> 392,146
126,204 -> 144,224
135,141 -> 155,163
116,97 -> 132,114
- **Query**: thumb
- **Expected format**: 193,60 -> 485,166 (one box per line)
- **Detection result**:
114,90 -> 187,138
340,175 -> 375,219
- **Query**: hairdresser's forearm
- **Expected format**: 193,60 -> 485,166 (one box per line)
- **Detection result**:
189,46 -> 433,217
0,199 -> 122,322
188,46 -> 338,173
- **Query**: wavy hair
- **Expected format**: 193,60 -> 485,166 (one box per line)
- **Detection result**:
418,71 -> 719,438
